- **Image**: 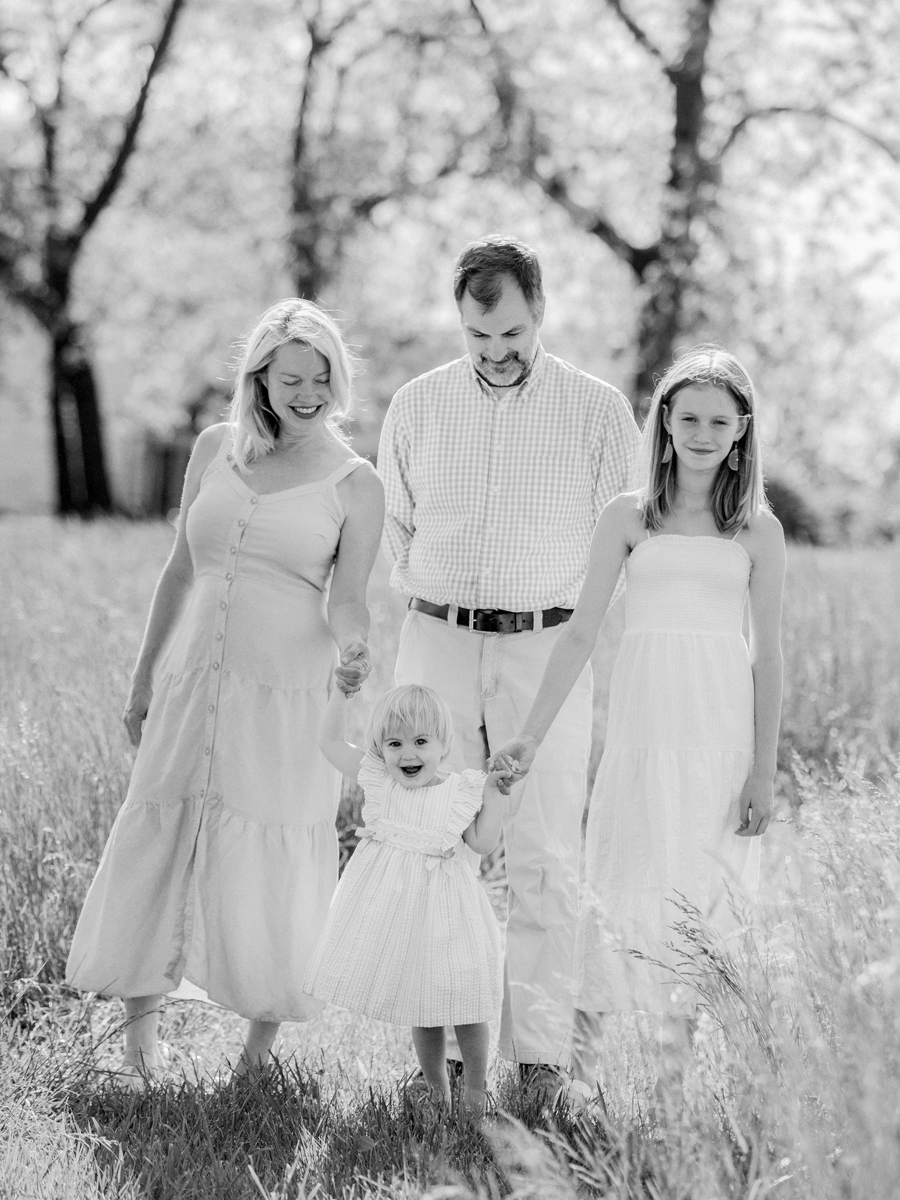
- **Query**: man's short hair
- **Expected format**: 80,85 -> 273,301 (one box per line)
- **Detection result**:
453,235 -> 544,318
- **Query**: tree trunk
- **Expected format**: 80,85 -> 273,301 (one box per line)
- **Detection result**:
51,322 -> 113,515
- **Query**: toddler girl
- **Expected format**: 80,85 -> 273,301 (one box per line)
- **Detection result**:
304,683 -> 511,1116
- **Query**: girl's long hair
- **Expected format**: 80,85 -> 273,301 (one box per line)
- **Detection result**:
229,298 -> 357,470
366,685 -> 453,761
640,345 -> 768,534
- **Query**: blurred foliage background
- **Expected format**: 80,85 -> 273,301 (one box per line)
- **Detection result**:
2,0 -> 899,540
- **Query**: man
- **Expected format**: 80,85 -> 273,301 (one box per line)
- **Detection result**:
378,235 -> 639,1072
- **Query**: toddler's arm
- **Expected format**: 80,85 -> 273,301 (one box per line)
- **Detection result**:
319,688 -> 366,780
462,765 -> 515,856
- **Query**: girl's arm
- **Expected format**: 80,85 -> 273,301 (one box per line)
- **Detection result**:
123,424 -> 226,746
329,464 -> 385,693
462,768 -> 512,855
319,686 -> 366,779
736,510 -> 786,837
491,495 -> 638,774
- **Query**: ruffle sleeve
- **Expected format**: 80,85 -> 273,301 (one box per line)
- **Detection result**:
440,769 -> 487,852
357,752 -> 388,830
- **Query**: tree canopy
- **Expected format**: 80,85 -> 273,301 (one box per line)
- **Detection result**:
2,0 -> 899,536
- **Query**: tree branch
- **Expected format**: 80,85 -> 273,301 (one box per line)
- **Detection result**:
78,0 -> 188,239
717,104 -> 900,164
603,0 -> 668,67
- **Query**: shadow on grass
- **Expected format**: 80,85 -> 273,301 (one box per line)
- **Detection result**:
61,1058 -> 617,1199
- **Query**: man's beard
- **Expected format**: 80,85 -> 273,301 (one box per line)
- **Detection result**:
474,353 -> 531,388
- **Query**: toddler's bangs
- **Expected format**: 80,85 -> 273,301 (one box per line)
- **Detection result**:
366,685 -> 452,760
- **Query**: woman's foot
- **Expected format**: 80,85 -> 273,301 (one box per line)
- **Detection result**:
116,1047 -> 166,1091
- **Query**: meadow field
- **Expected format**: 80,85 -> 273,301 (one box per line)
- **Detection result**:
2,516 -> 900,1199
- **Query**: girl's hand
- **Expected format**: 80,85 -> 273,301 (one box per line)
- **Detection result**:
736,773 -> 773,837
123,678 -> 153,747
489,737 -> 538,780
488,761 -> 519,797
334,640 -> 371,694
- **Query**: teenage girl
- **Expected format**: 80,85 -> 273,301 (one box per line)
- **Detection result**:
494,345 -> 786,1092
305,683 -> 512,1116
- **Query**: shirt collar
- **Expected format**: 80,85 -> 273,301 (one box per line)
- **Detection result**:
467,342 -> 546,402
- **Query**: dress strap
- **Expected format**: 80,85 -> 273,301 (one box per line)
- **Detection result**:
328,457 -> 366,487
213,424 -> 235,462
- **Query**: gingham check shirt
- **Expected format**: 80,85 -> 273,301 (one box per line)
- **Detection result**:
379,344 -> 640,611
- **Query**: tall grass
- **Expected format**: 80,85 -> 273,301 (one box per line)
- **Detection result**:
3,517 -> 900,1197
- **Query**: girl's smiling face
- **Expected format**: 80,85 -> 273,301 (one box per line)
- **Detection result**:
381,725 -> 448,789
663,383 -> 749,471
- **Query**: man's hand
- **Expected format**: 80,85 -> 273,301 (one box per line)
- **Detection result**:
334,640 -> 371,694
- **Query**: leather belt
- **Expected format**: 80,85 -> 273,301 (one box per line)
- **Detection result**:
409,597 -> 572,634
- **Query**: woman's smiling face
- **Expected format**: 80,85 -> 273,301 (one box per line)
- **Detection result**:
264,342 -> 333,434
663,383 -> 748,471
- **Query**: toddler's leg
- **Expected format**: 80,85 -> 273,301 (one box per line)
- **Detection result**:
411,1026 -> 451,1104
122,994 -> 163,1084
454,1021 -> 489,1116
236,1020 -> 281,1075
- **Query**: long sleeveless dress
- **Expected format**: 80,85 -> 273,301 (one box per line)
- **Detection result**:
66,432 -> 363,1022
574,533 -> 760,1015
304,754 -> 502,1026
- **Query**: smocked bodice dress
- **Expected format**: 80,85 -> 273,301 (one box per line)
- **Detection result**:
575,534 -> 760,1015
304,754 -> 502,1026
66,434 -> 364,1021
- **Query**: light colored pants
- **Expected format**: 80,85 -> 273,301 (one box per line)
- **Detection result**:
394,608 -> 593,1066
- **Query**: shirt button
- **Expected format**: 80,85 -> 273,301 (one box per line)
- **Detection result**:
220,601 -> 227,610
251,497 -> 258,505
492,486 -> 500,494
226,572 -> 233,581
212,662 -> 220,671
199,788 -> 205,797
230,546 -> 237,554
238,519 -> 246,527
204,746 -> 211,756
216,632 -> 223,641
208,704 -> 215,713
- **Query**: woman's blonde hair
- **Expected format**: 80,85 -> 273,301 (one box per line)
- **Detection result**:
639,344 -> 767,534
366,685 -> 453,761
229,298 -> 356,469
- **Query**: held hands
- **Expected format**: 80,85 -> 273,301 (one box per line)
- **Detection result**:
123,678 -> 153,747
735,772 -> 773,837
334,640 -> 371,695
488,761 -> 519,797
488,735 -> 540,785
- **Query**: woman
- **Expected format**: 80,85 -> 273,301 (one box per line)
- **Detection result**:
66,299 -> 384,1082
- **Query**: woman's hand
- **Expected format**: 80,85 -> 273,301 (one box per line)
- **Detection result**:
735,772 -> 773,837
334,640 -> 371,695
123,678 -> 153,747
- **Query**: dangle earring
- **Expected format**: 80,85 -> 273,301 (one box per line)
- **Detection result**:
661,436 -> 673,464
727,444 -> 740,471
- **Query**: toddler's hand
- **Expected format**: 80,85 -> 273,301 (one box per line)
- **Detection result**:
334,641 -> 371,694
489,737 -> 538,780
489,759 -> 519,796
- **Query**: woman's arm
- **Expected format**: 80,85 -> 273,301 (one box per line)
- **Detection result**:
492,495 -> 638,773
330,463 -> 385,692
123,424 -> 226,745
462,768 -> 512,855
319,687 -> 366,779
736,511 -> 786,837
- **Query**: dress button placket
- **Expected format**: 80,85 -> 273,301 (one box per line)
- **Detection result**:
201,499 -> 254,801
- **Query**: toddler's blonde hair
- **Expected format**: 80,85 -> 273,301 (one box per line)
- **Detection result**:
366,685 -> 453,761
